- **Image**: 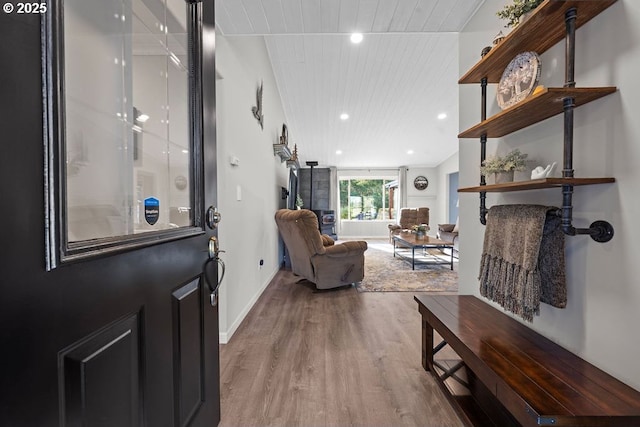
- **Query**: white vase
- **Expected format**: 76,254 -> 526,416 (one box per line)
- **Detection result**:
518,10 -> 534,25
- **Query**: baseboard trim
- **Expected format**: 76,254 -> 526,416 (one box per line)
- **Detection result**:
219,267 -> 278,344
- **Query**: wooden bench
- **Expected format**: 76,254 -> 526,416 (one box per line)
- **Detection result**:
415,295 -> 640,427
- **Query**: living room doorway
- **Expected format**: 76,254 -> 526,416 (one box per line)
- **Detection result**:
449,172 -> 459,223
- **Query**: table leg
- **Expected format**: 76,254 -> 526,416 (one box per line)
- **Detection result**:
450,246 -> 453,270
412,246 -> 415,270
422,317 -> 434,371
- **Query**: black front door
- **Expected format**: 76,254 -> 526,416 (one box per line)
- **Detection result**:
0,0 -> 220,425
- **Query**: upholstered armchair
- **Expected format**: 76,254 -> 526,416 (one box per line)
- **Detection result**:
275,209 -> 367,290
437,222 -> 459,256
388,207 -> 430,241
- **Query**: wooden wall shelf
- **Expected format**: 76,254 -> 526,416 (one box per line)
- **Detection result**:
458,87 -> 616,138
458,0 -> 617,241
459,0 -> 617,84
459,177 -> 615,193
273,143 -> 292,162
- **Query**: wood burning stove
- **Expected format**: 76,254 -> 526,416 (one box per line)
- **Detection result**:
313,209 -> 337,240
306,161 -> 337,240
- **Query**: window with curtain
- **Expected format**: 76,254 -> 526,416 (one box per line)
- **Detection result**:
339,178 -> 396,220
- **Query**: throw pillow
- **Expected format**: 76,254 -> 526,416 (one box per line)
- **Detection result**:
439,224 -> 455,232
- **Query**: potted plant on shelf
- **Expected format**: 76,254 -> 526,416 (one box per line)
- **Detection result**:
497,0 -> 544,28
295,194 -> 303,210
480,149 -> 528,184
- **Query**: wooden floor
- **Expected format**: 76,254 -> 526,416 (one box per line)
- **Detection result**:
219,270 -> 464,426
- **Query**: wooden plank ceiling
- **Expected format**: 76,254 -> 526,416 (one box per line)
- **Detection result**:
216,0 -> 484,168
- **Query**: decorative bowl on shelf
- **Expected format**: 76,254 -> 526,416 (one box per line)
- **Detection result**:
497,51 -> 541,110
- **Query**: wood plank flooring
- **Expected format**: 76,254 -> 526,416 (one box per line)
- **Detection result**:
219,270 -> 464,426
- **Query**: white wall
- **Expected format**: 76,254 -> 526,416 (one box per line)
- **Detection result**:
405,166 -> 440,228
459,0 -> 640,390
216,35 -> 290,343
340,221 -> 390,239
436,152 -> 460,227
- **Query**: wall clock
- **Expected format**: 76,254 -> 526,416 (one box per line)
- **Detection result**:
414,176 -> 429,190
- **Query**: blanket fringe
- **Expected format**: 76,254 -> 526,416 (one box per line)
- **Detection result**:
479,253 -> 541,322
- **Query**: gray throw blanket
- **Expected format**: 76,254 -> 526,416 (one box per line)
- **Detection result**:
479,205 -> 566,322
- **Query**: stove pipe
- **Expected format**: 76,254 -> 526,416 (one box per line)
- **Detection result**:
305,161 -> 318,210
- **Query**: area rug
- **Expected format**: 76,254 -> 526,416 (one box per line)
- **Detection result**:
355,240 -> 458,293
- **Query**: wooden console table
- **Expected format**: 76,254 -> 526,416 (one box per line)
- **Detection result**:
415,294 -> 640,426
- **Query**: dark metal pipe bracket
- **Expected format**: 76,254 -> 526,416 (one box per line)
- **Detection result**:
479,78 -> 488,226
479,208 -> 614,243
474,6 -> 614,243
551,209 -> 614,242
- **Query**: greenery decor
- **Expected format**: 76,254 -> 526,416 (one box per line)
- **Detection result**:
497,0 -> 544,28
295,194 -> 303,209
480,149 -> 528,176
412,224 -> 430,233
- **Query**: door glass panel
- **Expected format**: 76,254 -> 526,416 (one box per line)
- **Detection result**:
64,0 -> 191,243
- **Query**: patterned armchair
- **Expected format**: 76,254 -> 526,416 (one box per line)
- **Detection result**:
388,207 -> 430,241
437,222 -> 459,257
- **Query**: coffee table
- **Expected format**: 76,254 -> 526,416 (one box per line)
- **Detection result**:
392,232 -> 454,270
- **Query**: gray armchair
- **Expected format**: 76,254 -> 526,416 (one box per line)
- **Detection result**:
275,209 -> 367,289
437,223 -> 459,257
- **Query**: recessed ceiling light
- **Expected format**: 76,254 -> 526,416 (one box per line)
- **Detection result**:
340,113 -> 349,120
350,33 -> 363,44
438,113 -> 447,120
407,150 -> 414,155
336,150 -> 343,155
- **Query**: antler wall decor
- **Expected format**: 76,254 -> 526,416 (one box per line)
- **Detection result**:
251,80 -> 264,130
